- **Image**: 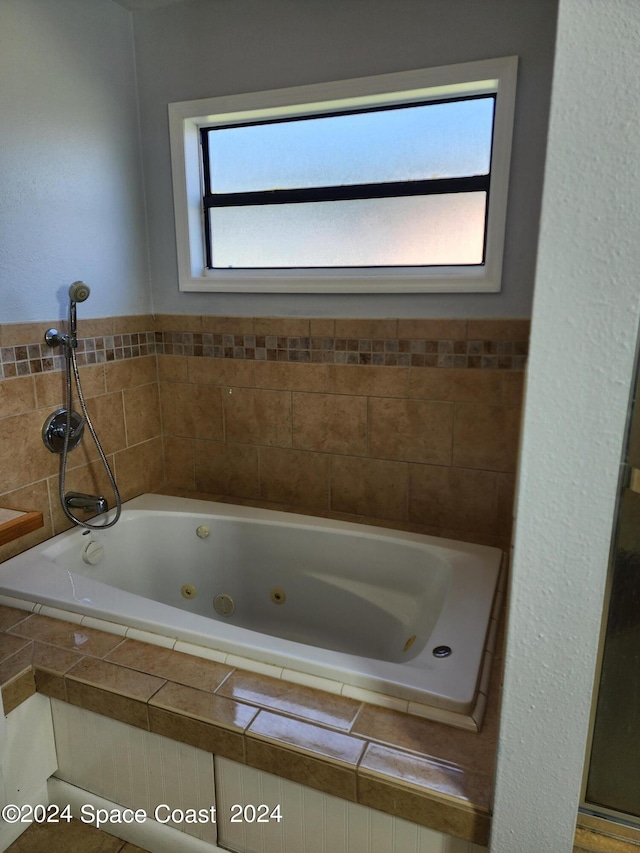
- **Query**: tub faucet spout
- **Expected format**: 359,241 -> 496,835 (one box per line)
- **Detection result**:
64,492 -> 109,515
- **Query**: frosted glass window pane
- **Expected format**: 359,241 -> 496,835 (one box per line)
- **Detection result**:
210,193 -> 486,268
208,98 -> 494,193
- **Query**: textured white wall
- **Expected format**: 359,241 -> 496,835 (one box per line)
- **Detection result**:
0,0 -> 151,323
132,0 -> 557,318
491,1 -> 640,850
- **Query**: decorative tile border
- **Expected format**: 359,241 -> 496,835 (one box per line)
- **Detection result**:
0,332 -> 157,379
0,320 -> 529,379
155,331 -> 528,369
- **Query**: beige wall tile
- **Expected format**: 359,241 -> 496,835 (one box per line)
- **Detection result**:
0,376 -> 36,418
397,319 -> 468,340
409,464 -> 499,532
201,315 -> 255,335
369,398 -> 453,465
334,319 -> 397,339
293,392 -> 367,455
309,318 -> 335,337
114,437 -> 165,501
34,367 -> 106,410
76,317 -> 115,338
33,370 -> 67,409
188,356 -> 255,387
154,314 -> 202,333
327,365 -> 408,397
1,322 -> 56,347
453,403 -> 521,472
259,447 -> 329,508
105,355 -> 157,391
160,382 -> 223,440
224,388 -> 291,447
466,318 -> 530,341
496,472 -> 516,538
408,367 -> 503,404
194,440 -> 260,498
254,317 -> 310,337
502,370 -> 525,407
112,314 -> 154,334
164,436 -> 195,491
0,410 -> 58,493
82,391 -> 127,456
76,364 -> 108,397
124,383 -> 161,445
254,361 -> 327,392
330,456 -> 407,520
157,354 -> 188,383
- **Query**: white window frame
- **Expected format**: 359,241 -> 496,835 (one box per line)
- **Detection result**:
168,56 -> 518,294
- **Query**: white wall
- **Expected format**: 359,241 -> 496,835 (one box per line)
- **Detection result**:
0,0 -> 151,323
491,1 -> 640,850
132,0 -> 558,318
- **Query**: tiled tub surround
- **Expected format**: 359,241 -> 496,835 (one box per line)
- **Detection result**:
0,602 -> 500,845
157,316 -> 527,551
0,315 -> 526,564
0,315 -> 164,565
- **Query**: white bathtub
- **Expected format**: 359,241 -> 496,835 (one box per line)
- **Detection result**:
0,494 -> 504,729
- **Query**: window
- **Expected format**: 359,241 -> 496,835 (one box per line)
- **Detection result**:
169,57 -> 517,293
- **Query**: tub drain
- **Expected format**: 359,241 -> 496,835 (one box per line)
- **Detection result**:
433,645 -> 452,658
213,593 -> 235,617
270,588 -> 286,605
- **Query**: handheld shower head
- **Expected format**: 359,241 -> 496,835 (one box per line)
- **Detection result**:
69,281 -> 90,303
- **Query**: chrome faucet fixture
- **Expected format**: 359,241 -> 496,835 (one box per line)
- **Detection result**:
41,281 -> 122,530
64,492 -> 109,516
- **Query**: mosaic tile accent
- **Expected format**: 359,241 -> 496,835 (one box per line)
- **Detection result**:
0,332 -> 157,378
154,331 -> 528,369
0,321 -> 528,378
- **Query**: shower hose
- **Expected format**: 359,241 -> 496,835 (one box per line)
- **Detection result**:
59,324 -> 122,531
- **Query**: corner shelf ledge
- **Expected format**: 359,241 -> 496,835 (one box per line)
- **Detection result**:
0,507 -> 44,546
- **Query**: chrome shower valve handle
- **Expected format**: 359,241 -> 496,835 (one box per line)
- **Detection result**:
42,409 -> 85,453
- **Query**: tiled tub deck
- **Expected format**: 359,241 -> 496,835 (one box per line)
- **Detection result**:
0,602 -> 501,846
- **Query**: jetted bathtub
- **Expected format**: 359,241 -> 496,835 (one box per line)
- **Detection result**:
0,494 -> 504,729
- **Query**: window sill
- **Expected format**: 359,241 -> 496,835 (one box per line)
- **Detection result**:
180,267 -> 500,294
